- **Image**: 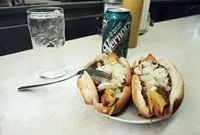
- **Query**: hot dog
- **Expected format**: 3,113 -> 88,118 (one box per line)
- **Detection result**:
77,53 -> 131,115
131,54 -> 184,118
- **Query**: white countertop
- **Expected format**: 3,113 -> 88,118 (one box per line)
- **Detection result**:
1,15 -> 200,135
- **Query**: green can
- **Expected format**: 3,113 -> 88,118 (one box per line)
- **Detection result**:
102,8 -> 132,58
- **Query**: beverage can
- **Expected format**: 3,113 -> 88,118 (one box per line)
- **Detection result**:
102,8 -> 132,58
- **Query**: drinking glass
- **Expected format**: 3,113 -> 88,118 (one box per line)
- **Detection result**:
27,7 -> 67,79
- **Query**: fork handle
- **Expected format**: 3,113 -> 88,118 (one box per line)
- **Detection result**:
18,73 -> 77,91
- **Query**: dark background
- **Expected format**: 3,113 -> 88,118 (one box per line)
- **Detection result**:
0,0 -> 200,56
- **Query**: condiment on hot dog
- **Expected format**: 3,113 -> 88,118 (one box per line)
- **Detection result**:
77,53 -> 131,115
131,54 -> 184,118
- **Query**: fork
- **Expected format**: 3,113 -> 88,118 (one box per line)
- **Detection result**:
18,69 -> 112,91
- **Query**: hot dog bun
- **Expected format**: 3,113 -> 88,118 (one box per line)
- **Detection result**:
131,54 -> 184,118
77,53 -> 131,115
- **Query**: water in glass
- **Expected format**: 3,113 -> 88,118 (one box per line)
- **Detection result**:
27,7 -> 66,79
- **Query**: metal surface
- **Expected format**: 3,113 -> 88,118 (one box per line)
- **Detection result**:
18,69 -> 112,91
